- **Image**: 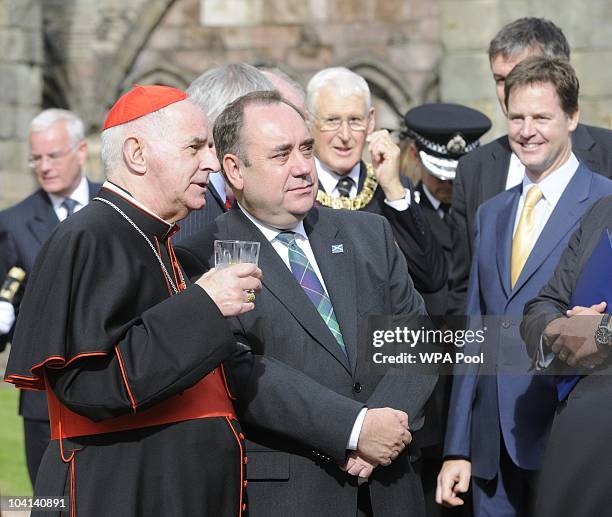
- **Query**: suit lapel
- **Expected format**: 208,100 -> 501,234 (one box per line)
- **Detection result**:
416,182 -> 451,250
357,161 -> 367,192
510,166 -> 593,297
26,182 -> 101,246
572,124 -> 602,173
496,190 -> 521,299
305,212 -> 358,373
482,138 -> 512,202
26,190 -> 59,245
225,210 -> 351,372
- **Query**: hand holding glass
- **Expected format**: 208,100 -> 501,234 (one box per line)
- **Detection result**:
214,240 -> 260,303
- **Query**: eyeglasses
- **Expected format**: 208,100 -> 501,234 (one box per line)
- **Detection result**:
314,115 -> 370,132
28,144 -> 78,168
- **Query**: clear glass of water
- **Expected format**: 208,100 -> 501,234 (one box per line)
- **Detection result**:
214,240 -> 260,269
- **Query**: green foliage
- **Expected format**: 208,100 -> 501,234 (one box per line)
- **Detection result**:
0,387 -> 32,497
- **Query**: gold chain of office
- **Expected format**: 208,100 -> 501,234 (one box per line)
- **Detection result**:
316,163 -> 378,210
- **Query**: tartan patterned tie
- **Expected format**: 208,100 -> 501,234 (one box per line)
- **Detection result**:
276,231 -> 347,357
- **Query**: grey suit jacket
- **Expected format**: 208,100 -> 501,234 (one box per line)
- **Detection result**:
176,206 -> 437,517
448,124 -> 612,315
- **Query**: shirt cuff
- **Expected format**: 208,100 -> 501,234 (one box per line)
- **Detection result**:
347,407 -> 368,450
536,334 -> 555,370
383,189 -> 411,211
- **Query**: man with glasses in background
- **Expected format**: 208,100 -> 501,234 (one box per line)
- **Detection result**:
0,108 -> 100,486
306,67 -> 447,294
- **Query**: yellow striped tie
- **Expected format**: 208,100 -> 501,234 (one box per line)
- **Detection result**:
511,186 -> 543,287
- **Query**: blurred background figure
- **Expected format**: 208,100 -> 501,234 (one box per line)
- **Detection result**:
260,67 -> 307,111
403,103 -> 492,317
0,108 -> 100,487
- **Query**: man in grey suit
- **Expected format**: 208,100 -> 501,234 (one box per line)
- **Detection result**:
176,91 -> 437,516
0,108 -> 100,485
448,17 -> 612,315
521,195 -> 612,516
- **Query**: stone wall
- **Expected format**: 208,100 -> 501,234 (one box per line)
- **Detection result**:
2,0 -> 612,208
129,0 -> 441,128
439,0 -> 612,140
0,0 -> 42,208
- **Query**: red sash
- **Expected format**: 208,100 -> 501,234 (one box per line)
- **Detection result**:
47,368 -> 235,440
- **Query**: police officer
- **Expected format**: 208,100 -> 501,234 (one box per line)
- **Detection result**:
403,103 -> 491,517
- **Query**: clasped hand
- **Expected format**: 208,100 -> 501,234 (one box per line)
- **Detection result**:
342,408 -> 411,480
544,301 -> 609,368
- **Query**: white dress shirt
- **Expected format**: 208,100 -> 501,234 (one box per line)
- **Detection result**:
48,175 -> 90,221
505,152 -> 526,191
209,172 -> 227,204
512,153 -> 579,239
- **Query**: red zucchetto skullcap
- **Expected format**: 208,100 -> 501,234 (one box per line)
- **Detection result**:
102,84 -> 188,131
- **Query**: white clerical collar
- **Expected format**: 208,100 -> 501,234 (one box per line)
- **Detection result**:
521,152 -> 579,207
48,175 -> 89,213
315,157 -> 361,197
102,181 -> 173,229
237,203 -> 307,244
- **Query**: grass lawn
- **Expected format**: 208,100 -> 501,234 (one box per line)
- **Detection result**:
0,386 -> 32,497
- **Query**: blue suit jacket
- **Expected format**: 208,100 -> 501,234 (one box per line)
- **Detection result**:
0,181 -> 101,419
444,164 -> 612,479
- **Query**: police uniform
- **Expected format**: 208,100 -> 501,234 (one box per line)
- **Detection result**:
403,103 -> 491,517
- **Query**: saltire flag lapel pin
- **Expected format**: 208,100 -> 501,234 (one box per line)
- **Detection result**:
331,243 -> 344,254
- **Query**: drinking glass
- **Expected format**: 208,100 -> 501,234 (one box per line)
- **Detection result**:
214,240 -> 260,269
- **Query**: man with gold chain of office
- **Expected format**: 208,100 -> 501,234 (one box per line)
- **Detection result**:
306,67 -> 447,294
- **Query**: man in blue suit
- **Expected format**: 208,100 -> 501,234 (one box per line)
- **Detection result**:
436,57 -> 612,515
0,108 -> 100,486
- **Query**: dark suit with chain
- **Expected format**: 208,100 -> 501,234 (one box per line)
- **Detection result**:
448,124 -> 612,315
0,180 -> 100,484
176,206 -> 438,517
317,161 -> 447,294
